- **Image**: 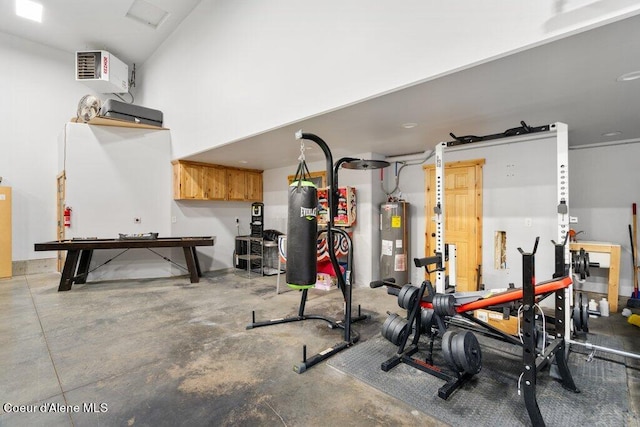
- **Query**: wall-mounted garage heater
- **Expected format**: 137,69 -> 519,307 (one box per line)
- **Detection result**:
75,50 -> 129,94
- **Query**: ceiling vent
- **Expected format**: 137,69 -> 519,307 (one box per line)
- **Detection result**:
75,50 -> 129,94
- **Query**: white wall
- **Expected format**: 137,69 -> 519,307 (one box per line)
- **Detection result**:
383,131 -> 561,289
170,200 -> 254,272
139,0 -> 640,159
570,141 -> 640,297
61,123 -> 178,280
0,33 -> 89,262
385,132 -> 640,299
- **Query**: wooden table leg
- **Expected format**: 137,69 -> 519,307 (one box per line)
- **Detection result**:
183,247 -> 199,283
609,245 -> 620,313
191,247 -> 202,277
75,249 -> 93,284
59,250 -> 80,291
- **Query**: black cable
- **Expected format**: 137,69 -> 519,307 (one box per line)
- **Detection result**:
86,249 -> 130,274
145,248 -> 188,272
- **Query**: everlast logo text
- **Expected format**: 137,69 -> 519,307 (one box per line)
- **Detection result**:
300,207 -> 317,220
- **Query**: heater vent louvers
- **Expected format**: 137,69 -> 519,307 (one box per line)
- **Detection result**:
76,52 -> 100,80
75,50 -> 129,94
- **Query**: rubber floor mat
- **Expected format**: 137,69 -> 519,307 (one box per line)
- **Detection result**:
328,331 -> 632,426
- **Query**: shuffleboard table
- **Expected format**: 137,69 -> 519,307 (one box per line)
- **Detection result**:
34,236 -> 215,291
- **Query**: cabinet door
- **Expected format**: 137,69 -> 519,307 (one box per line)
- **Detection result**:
227,169 -> 246,201
203,166 -> 227,200
176,163 -> 204,199
245,171 -> 263,201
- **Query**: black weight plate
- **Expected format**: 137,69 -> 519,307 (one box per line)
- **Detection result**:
421,308 -> 435,336
398,285 -> 419,310
432,295 -> 444,316
453,331 -> 482,375
381,313 -> 400,342
382,313 -> 406,345
390,319 -> 408,346
385,314 -> 404,343
434,294 -> 456,317
450,330 -> 466,373
441,330 -> 457,371
572,304 -> 583,332
581,302 -> 589,333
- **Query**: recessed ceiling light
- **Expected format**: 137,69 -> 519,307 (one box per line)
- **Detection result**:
15,0 -> 43,23
402,123 -> 417,129
238,160 -> 248,164
601,131 -> 622,137
616,71 -> 640,82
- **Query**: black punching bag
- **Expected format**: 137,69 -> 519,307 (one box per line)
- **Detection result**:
287,179 -> 318,288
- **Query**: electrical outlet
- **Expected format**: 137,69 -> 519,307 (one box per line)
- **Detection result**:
134,217 -> 141,224
235,217 -> 239,224
524,218 -> 532,227
171,216 -> 177,223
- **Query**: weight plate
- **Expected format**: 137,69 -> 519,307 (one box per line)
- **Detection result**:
441,330 -> 457,371
381,313 -> 401,342
398,285 -> 419,310
573,250 -> 591,281
433,294 -> 456,317
450,330 -> 466,373
421,308 -> 435,336
584,252 -> 590,278
381,313 -> 408,346
390,318 -> 408,346
581,301 -> 589,333
572,304 -> 583,332
572,294 -> 590,333
452,331 -> 482,375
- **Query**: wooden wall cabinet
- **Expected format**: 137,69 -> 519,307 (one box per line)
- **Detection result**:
245,171 -> 263,201
173,160 -> 262,202
226,169 -> 263,201
173,161 -> 205,200
203,165 -> 227,200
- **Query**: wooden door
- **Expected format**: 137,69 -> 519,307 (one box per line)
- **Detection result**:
424,159 -> 484,292
56,173 -> 66,272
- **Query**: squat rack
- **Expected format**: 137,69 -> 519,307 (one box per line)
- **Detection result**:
401,122 -> 577,426
434,122 -> 572,337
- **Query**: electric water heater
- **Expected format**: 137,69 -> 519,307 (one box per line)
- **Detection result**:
380,201 -> 410,286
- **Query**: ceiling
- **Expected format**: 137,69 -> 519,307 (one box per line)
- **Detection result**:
0,0 -> 201,65
186,12 -> 640,170
1,2 -> 639,170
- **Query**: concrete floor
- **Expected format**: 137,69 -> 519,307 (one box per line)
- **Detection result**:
0,271 -> 638,426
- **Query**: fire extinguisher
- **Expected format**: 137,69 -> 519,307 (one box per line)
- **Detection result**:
64,207 -> 72,228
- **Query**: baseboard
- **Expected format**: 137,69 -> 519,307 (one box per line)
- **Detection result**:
10,259 -> 236,279
12,258 -> 58,276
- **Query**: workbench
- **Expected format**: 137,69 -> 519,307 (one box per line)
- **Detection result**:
570,241 -> 621,312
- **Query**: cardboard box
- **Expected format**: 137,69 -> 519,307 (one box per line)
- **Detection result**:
474,309 -> 520,336
317,186 -> 356,227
